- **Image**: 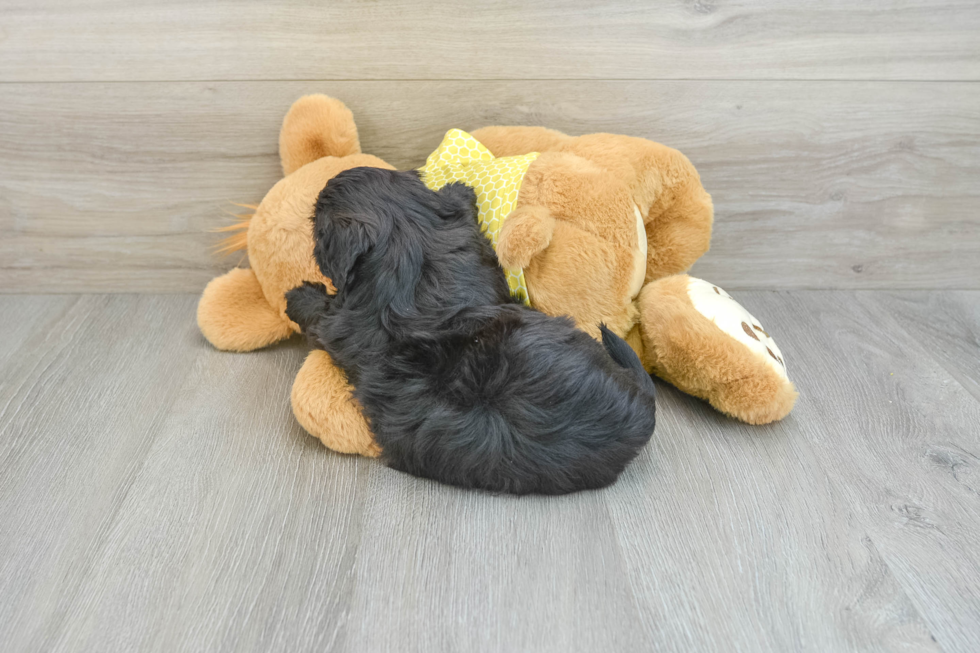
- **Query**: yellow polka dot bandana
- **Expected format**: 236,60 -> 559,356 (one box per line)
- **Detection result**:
418,129 -> 539,305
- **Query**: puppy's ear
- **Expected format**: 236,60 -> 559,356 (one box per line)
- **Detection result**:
436,182 -> 478,222
313,216 -> 375,294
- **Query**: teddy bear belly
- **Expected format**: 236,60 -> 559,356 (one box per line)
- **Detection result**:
629,203 -> 648,300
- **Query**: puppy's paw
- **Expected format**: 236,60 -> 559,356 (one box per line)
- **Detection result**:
285,282 -> 330,332
496,205 -> 555,270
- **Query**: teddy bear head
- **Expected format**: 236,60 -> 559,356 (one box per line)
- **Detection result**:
197,95 -> 393,352
471,126 -> 714,347
494,151 -> 648,339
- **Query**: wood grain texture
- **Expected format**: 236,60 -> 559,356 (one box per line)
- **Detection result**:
0,294 -> 75,370
2,80 -> 978,292
868,291 -> 980,403
0,295 -> 207,651
1,291 -> 979,651
45,339 -> 375,653
1,1 -> 978,82
742,290 -> 980,652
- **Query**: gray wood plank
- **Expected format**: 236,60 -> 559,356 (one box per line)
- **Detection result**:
2,80 -> 978,292
0,295 -> 76,370
0,295 -> 209,651
603,395 -> 942,652
1,1 -> 978,82
45,337 -> 376,653
337,471 -> 652,652
336,385 -> 941,652
0,292 -> 980,651
738,290 -> 980,651
3,292 -> 980,652
868,291 -> 980,403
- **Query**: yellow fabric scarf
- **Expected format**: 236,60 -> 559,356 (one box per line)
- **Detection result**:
418,129 -> 538,305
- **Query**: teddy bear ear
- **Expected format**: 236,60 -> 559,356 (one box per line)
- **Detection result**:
279,95 -> 362,176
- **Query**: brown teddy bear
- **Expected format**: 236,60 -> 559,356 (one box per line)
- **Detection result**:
468,126 -> 797,426
198,95 -> 796,460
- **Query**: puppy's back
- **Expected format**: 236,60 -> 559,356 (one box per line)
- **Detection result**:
367,307 -> 656,495
298,168 -> 657,495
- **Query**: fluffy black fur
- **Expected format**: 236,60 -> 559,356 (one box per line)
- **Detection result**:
286,167 -> 656,495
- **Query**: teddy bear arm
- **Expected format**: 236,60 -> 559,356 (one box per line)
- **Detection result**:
197,267 -> 296,352
496,205 -> 556,270
291,350 -> 381,457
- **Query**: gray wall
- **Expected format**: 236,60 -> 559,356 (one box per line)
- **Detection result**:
1,1 -> 978,292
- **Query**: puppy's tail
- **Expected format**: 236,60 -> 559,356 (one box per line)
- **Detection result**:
599,324 -> 656,396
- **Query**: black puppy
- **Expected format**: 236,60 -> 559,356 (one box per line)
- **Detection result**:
286,167 -> 656,495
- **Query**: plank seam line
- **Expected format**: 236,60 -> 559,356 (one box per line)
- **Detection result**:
2,78 -> 980,85
869,295 -> 980,405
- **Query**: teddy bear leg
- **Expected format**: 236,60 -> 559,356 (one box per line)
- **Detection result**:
641,168 -> 714,280
197,268 -> 296,352
637,275 -> 797,425
291,350 -> 381,457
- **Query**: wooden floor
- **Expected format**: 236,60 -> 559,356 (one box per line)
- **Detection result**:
1,291 -> 978,652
